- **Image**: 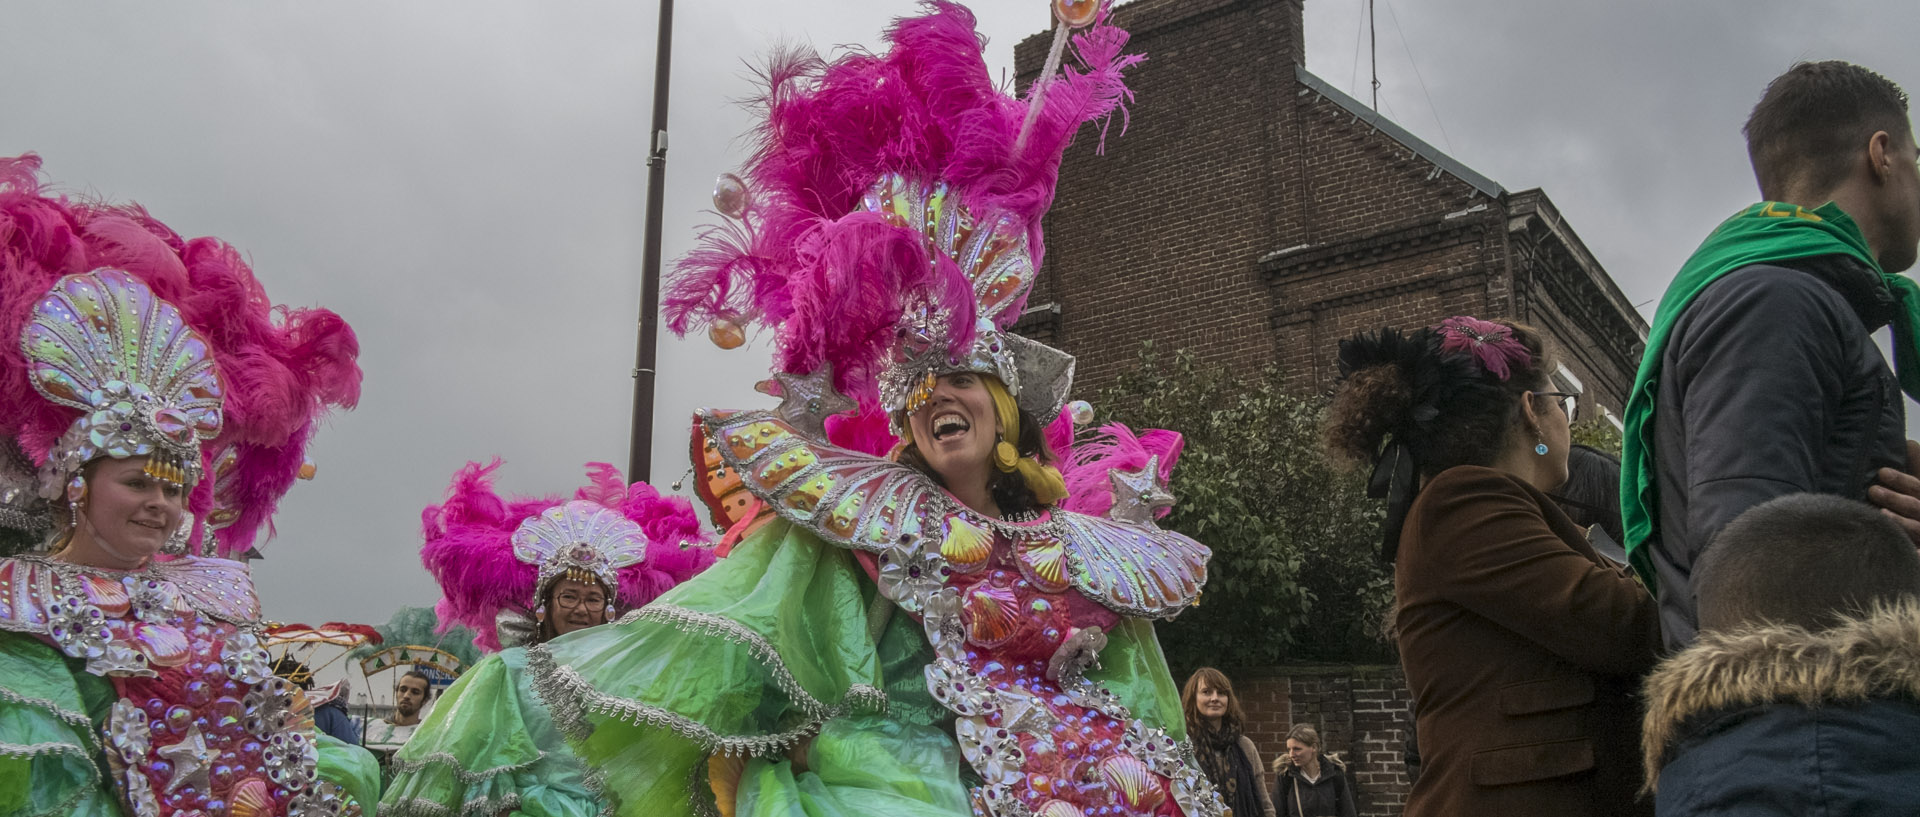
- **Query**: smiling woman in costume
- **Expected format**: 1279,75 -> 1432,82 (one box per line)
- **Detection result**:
0,155 -> 370,817
377,461 -> 713,817
1325,318 -> 1659,816
526,3 -> 1224,817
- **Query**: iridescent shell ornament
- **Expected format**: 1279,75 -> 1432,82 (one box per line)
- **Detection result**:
22,269 -> 223,497
511,500 -> 652,606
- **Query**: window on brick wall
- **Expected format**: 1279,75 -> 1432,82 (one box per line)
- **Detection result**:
1552,364 -> 1584,422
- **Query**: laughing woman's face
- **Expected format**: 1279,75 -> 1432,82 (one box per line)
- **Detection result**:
907,372 -> 1002,491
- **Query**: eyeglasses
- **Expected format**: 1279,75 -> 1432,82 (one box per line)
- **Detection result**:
553,592 -> 606,610
1530,391 -> 1579,421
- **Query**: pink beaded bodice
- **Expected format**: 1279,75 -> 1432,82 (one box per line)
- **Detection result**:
0,555 -> 360,817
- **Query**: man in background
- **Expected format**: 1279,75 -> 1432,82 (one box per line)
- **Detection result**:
366,669 -> 432,754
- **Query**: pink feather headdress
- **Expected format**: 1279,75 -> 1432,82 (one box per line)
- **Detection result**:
664,1 -> 1140,414
1056,422 -> 1183,521
0,153 -> 361,559
420,460 -> 716,653
1434,316 -> 1531,382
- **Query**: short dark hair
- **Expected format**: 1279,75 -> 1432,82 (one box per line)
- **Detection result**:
1744,61 -> 1911,200
1553,444 -> 1623,544
397,670 -> 432,693
1697,493 -> 1920,632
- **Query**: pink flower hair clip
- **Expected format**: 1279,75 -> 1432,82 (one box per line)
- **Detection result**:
1434,316 -> 1531,381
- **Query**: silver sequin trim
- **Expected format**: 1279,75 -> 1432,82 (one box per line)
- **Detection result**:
527,612 -> 885,758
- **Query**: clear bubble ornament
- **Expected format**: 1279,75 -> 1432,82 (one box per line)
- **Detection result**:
1066,400 -> 1095,427
712,173 -> 750,219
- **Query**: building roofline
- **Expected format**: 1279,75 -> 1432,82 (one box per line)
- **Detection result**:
1505,188 -> 1651,337
1295,65 -> 1505,200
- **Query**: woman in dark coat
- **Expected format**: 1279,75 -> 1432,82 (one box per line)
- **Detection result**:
1272,725 -> 1356,817
1325,318 -> 1661,817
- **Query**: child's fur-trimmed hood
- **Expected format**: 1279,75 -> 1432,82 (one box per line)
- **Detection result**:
1641,599 -> 1920,790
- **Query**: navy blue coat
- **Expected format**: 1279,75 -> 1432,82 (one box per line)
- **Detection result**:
1643,603 -> 1920,816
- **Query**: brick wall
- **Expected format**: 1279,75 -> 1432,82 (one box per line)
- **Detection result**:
1015,0 -> 1646,418
1233,665 -> 1415,817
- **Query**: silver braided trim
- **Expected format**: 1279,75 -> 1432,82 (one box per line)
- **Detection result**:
0,684 -> 97,732
686,755 -> 724,817
628,605 -> 888,723
0,738 -> 105,817
378,794 -> 523,817
385,752 -> 542,786
526,611 -> 886,758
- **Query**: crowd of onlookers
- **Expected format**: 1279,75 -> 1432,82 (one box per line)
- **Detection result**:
1184,59 -> 1920,817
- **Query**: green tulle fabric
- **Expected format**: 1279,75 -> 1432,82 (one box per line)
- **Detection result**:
532,519 -> 1192,817
381,648 -> 598,817
316,733 -> 383,815
0,631 -> 120,817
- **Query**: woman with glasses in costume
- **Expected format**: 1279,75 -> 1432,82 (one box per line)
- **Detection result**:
378,461 -> 713,817
1325,318 -> 1659,817
0,155 -> 373,817
528,4 -> 1227,817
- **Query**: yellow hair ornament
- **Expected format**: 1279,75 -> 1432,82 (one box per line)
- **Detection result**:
983,378 -> 1068,505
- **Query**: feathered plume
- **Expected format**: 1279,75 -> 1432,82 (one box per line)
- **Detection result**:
663,1 -> 1140,406
0,154 -> 360,557
1434,316 -> 1531,382
420,460 -> 715,653
1057,422 -> 1183,519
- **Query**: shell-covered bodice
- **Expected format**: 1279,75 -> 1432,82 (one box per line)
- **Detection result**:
699,409 -> 1224,817
0,555 -> 361,817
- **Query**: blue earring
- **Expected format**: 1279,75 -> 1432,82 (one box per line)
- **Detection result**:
1535,442 -> 1549,456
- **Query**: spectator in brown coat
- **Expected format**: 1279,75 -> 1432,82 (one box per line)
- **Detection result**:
1326,318 -> 1662,816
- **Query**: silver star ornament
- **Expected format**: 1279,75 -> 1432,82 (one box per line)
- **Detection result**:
767,364 -> 856,441
1108,455 -> 1175,526
157,723 -> 211,794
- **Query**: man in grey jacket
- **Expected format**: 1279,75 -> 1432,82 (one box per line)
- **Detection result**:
1646,61 -> 1920,651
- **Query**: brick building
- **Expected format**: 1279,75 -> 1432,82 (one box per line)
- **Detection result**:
1013,2 -> 1652,814
1014,0 -> 1647,425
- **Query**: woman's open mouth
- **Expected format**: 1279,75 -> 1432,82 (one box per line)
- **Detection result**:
931,413 -> 971,442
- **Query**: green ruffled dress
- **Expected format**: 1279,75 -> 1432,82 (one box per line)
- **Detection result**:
380,647 -> 601,817
530,520 -> 1190,817
0,631 -> 120,817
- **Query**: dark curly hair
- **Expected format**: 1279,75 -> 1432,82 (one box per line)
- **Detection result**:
1325,320 -> 1551,480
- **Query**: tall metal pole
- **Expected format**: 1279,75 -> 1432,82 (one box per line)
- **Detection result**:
1368,0 -> 1380,110
629,0 -> 674,482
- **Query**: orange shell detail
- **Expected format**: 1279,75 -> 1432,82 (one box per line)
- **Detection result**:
1034,800 -> 1088,817
230,778 -> 272,817
1017,538 -> 1071,591
939,517 -> 994,571
1098,754 -> 1168,811
962,583 -> 1022,647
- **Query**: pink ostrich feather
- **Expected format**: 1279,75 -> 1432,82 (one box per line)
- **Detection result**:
1434,315 -> 1531,382
422,460 -> 715,653
663,2 -> 1140,406
1057,422 -> 1183,519
825,404 -> 902,458
0,154 -> 360,557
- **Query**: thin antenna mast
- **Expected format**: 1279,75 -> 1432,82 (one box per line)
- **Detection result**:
1369,0 -> 1380,110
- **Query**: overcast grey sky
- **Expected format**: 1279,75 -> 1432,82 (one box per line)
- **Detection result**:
2,1 -> 1914,625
